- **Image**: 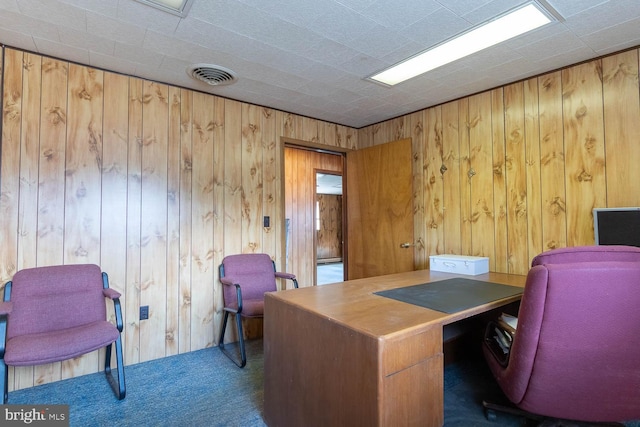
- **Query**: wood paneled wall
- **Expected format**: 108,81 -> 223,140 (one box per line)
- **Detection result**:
2,43 -> 639,391
359,48 -> 640,276
284,148 -> 344,286
317,194 -> 343,261
0,47 -> 357,391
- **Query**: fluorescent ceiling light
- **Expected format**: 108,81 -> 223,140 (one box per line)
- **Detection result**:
368,1 -> 559,86
135,0 -> 195,17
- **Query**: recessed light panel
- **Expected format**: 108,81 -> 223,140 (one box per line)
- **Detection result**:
135,0 -> 195,17
368,1 -> 560,86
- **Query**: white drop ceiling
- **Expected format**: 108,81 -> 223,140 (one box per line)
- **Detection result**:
0,0 -> 639,128
317,173 -> 343,195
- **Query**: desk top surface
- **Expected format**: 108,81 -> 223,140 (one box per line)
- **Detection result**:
266,269 -> 526,338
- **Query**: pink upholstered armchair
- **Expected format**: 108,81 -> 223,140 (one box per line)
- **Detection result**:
483,245 -> 640,425
0,264 -> 125,403
218,253 -> 298,367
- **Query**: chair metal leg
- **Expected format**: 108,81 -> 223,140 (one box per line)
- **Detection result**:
218,310 -> 247,368
482,401 -> 625,427
1,360 -> 7,404
104,336 -> 126,400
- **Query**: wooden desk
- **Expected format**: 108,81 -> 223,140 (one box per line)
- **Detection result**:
263,269 -> 526,427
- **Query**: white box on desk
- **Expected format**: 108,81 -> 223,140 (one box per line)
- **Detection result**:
429,254 -> 489,275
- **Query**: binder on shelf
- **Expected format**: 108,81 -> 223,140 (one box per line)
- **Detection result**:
498,312 -> 518,335
484,314 -> 518,366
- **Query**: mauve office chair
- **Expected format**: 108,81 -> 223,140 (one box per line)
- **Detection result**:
483,245 -> 640,426
0,264 -> 125,403
218,253 -> 298,368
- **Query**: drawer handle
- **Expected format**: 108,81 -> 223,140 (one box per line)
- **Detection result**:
443,262 -> 457,267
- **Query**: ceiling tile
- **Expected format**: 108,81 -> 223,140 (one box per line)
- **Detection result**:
0,0 -> 637,128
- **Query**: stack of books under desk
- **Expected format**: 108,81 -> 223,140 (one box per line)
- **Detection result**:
486,313 -> 518,365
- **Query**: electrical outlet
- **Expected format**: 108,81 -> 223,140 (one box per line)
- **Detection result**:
140,305 -> 149,320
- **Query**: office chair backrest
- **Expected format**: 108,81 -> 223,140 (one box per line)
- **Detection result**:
531,244 -> 640,266
7,264 -> 107,339
220,254 -> 277,303
494,246 -> 640,422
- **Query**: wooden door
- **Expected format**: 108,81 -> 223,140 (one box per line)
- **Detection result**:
346,138 -> 414,279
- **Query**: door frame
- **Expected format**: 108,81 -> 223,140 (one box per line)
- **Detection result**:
283,138 -> 349,285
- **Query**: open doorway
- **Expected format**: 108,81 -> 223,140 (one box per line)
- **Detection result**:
316,172 -> 344,285
284,145 -> 344,287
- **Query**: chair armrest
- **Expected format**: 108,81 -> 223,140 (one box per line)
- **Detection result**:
101,273 -> 124,332
220,277 -> 236,287
102,288 -> 121,300
0,302 -> 12,316
275,272 -> 299,288
219,277 -> 243,313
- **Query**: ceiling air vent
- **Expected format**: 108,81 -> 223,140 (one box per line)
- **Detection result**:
187,64 -> 237,86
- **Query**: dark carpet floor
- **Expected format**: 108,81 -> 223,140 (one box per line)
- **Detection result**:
7,339 -> 639,427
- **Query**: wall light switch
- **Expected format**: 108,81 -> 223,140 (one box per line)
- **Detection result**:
263,216 -> 270,227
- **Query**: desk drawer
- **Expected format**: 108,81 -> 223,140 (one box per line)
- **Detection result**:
382,327 -> 441,376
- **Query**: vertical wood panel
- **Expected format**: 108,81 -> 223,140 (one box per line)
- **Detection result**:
242,104 -> 263,253
562,61 -> 606,246
524,77 -> 543,264
602,50 -> 640,207
317,194 -> 342,259
263,108 -> 278,260
178,88 -> 193,353
211,97 -> 225,341
37,58 -> 67,269
302,116 -> 319,144
458,98 -> 472,256
441,100 -> 461,256
241,105 -> 265,339
140,81 -> 168,361
125,77 -> 143,365
166,86 -> 181,357
424,108 -> 444,262
538,71 -> 567,251
407,111 -> 426,268
15,53 -> 41,384
284,147 -> 295,274
272,110 -> 287,273
491,88 -> 508,273
224,99 -> 243,256
468,92 -> 495,265
280,111 -> 303,140
1,48 -> 25,392
101,72 -> 129,348
221,99 -> 242,342
65,64 -> 103,265
17,53 -> 41,271
191,91 -> 215,349
63,63 -> 104,380
504,83 -> 528,274
295,149 -> 311,283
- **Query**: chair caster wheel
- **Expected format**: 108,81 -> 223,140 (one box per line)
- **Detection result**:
484,408 -> 497,421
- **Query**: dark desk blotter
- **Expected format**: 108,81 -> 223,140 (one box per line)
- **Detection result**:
374,278 -> 522,314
